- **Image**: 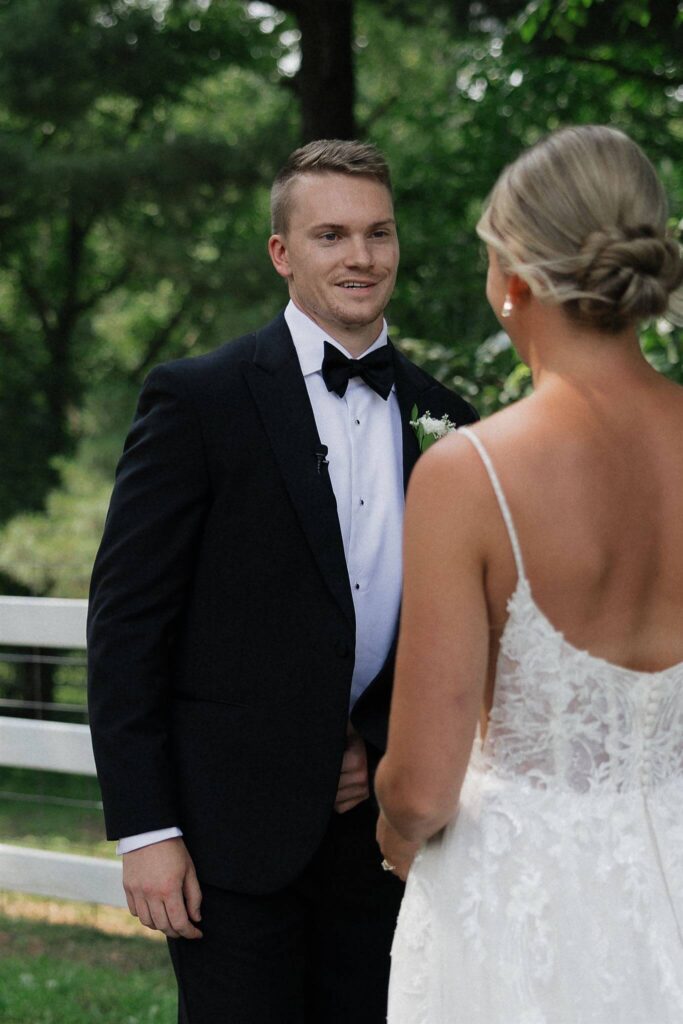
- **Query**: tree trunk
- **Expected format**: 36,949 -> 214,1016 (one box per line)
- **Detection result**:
288,0 -> 356,141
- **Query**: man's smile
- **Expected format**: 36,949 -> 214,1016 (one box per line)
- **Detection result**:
336,280 -> 379,290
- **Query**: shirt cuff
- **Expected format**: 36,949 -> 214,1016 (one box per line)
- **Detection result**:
116,826 -> 183,855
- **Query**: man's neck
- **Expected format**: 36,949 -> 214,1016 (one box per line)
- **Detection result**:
289,300 -> 384,358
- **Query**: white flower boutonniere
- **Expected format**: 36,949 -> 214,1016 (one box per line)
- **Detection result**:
410,404 -> 457,453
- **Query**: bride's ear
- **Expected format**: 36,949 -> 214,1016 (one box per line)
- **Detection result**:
507,273 -> 532,305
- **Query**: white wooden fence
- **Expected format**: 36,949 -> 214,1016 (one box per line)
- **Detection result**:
0,596 -> 125,907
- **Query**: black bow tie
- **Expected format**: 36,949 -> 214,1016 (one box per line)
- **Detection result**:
321,341 -> 394,400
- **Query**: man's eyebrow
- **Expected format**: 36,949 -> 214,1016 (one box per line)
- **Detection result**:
309,219 -> 397,231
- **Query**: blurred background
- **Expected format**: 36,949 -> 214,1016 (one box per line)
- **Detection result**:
0,0 -> 681,603
0,3 -> 680,1019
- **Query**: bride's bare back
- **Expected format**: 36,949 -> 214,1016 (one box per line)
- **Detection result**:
474,360 -> 683,676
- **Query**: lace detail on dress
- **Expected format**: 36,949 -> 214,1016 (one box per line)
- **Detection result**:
389,849 -> 433,1024
388,429 -> 683,1023
486,576 -> 683,795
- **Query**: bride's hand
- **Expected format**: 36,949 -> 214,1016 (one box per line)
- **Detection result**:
376,811 -> 422,882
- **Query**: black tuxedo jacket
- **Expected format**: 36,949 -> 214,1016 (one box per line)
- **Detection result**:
87,312 -> 478,894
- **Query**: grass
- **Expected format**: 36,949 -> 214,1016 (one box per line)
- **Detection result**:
0,739 -> 176,1021
0,895 -> 176,1024
0,766 -> 113,859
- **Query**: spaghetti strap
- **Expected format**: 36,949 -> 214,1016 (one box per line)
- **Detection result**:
458,427 -> 526,581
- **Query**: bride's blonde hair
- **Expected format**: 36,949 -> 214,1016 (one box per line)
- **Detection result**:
477,125 -> 683,332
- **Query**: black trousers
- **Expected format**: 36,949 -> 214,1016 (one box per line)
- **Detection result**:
167,799 -> 404,1023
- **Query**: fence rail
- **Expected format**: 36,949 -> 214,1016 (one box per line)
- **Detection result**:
0,717 -> 96,775
0,596 -> 124,908
0,596 -> 87,648
0,843 -> 124,907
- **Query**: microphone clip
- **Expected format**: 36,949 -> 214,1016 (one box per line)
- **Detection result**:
315,444 -> 329,475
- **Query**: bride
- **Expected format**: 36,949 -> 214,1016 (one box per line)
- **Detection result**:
376,125 -> 683,1023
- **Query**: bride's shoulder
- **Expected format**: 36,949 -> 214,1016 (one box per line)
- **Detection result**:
411,400 -> 552,506
408,405 -> 523,499
440,399 -> 540,460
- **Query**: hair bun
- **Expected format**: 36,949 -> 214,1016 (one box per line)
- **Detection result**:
574,226 -> 683,331
477,126 -> 683,332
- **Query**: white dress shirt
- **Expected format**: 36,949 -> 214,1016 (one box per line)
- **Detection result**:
285,301 -> 404,704
117,302 -> 405,854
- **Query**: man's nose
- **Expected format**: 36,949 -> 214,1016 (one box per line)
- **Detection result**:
344,236 -> 373,267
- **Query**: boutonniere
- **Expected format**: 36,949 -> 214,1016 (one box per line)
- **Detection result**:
410,405 -> 457,453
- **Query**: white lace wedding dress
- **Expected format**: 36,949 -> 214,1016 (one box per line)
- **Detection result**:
388,427 -> 683,1024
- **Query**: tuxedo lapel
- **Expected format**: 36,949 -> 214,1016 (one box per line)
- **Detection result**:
390,343 -> 431,492
242,317 -> 355,632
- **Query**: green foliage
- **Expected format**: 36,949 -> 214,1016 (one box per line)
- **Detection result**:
0,0 -> 297,522
516,0 -> 681,45
0,767 -> 110,859
0,0 -> 681,594
355,0 -> 682,391
0,458 -> 111,596
359,0 -> 682,391
0,913 -> 174,1023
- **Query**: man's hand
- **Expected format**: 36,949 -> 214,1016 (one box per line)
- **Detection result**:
122,837 -> 203,939
376,811 -> 422,882
334,722 -> 370,813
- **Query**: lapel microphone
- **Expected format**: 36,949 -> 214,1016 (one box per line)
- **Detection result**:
315,444 -> 329,475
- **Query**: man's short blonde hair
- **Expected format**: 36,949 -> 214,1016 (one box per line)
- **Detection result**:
270,139 -> 393,235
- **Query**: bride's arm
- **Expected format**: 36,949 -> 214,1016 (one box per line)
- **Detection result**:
375,434 -> 490,845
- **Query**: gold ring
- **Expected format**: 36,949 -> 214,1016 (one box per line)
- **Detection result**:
381,858 -> 397,872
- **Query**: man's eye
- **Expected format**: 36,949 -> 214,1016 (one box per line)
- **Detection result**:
321,232 -> 338,241
371,230 -> 390,238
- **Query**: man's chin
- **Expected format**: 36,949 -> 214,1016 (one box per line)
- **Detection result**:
332,305 -> 386,331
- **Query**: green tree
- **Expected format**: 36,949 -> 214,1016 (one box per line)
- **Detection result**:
0,0 -> 298,522
0,0 -> 681,600
355,0 -> 682,406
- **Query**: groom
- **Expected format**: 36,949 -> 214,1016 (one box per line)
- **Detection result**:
87,139 -> 477,1022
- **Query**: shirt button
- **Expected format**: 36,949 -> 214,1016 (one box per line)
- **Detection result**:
355,419 -> 360,425
360,499 -> 365,506
354,583 -> 360,590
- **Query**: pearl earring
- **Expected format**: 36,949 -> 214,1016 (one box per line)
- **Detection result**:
501,295 -> 513,319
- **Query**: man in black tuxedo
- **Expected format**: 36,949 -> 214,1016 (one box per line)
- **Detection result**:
88,140 -> 477,1023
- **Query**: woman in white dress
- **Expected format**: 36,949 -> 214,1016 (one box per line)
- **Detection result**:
375,125 -> 683,1023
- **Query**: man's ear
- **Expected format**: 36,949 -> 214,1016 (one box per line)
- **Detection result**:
268,235 -> 291,279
